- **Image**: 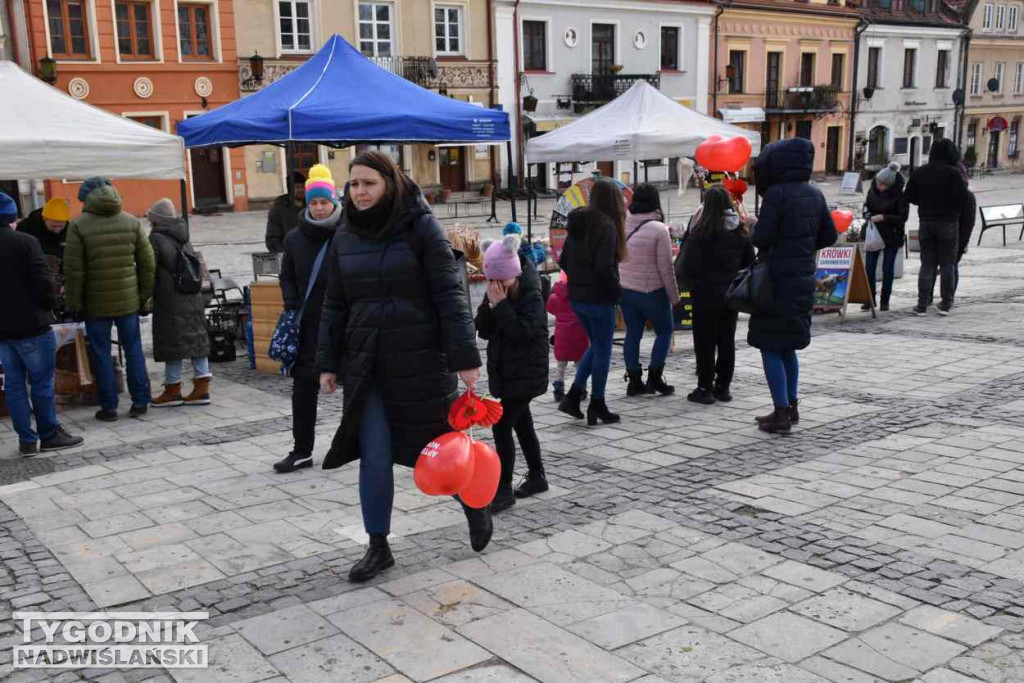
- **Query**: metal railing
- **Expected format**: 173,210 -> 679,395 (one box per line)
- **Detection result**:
571,73 -> 661,104
765,86 -> 840,112
369,55 -> 438,87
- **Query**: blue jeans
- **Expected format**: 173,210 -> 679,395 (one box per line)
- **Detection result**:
0,330 -> 59,445
165,357 -> 212,384
761,350 -> 799,408
620,288 -> 674,374
85,315 -> 151,411
865,246 -> 899,303
570,302 -> 616,400
359,386 -> 394,536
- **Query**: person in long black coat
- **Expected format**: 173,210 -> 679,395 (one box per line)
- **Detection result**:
863,162 -> 909,311
273,165 -> 342,473
475,236 -> 550,513
748,138 -> 838,434
317,151 -> 491,583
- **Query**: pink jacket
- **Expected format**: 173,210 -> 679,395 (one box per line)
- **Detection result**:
619,212 -> 681,303
545,279 -> 589,362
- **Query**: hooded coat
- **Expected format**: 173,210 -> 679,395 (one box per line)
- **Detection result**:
748,138 -> 838,352
864,172 -> 909,250
17,209 -> 67,259
149,218 -> 210,363
904,139 -> 971,225
316,189 -> 481,470
64,185 -> 155,319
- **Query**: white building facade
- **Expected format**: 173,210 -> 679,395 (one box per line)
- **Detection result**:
493,0 -> 713,189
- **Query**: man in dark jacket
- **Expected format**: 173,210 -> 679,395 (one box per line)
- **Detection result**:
0,192 -> 84,456
265,171 -> 307,253
17,198 -> 70,259
903,138 -> 971,316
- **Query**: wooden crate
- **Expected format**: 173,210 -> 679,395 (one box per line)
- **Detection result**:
250,281 -> 285,375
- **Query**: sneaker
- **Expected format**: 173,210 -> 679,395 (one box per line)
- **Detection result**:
19,442 -> 39,457
687,388 -> 716,405
95,409 -> 118,422
912,305 -> 927,316
41,426 -> 84,452
273,453 -> 313,473
937,303 -> 951,316
128,404 -> 148,418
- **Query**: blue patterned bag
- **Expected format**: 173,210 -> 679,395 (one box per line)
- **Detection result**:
268,241 -> 329,374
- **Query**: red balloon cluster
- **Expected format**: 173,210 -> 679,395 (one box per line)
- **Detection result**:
831,210 -> 854,234
413,392 -> 504,508
722,177 -> 748,200
695,135 -> 753,173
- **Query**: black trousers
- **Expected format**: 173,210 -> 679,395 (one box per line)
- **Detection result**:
291,369 -> 320,457
691,304 -> 738,391
493,397 -> 544,490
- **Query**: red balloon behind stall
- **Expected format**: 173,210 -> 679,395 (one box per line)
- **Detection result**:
831,210 -> 854,234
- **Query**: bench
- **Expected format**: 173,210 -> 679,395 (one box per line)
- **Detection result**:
443,191 -> 490,219
978,203 -> 1024,246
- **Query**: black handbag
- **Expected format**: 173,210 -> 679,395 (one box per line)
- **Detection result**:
725,260 -> 773,314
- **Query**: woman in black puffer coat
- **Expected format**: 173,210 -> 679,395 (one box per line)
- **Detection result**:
317,151 -> 490,583
863,161 -> 908,311
749,138 -> 838,434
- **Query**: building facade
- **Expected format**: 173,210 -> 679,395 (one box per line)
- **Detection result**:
852,0 -> 965,175
711,0 -> 859,176
960,0 -> 1024,170
8,0 -> 247,217
494,0 -> 714,189
233,0 -> 497,207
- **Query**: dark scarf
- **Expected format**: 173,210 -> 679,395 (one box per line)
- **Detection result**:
343,201 -> 392,240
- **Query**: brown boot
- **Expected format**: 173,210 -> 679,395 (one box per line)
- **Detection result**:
183,377 -> 211,406
151,383 -> 183,408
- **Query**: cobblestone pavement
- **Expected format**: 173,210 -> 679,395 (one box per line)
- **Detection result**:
2,184 -> 1024,681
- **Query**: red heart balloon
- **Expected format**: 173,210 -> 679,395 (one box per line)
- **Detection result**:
459,440 -> 501,509
695,136 -> 752,173
415,431 -> 475,496
722,177 -> 748,199
831,210 -> 854,234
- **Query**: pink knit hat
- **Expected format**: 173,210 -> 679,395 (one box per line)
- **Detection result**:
483,234 -> 522,280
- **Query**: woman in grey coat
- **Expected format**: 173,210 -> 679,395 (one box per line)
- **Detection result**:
147,198 -> 212,407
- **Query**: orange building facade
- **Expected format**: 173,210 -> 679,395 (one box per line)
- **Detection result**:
15,0 -> 247,217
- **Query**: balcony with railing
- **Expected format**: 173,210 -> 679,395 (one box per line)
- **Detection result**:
571,73 -> 661,105
369,56 -> 439,88
765,86 -> 840,113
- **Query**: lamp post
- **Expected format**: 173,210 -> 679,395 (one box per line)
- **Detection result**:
38,57 -> 57,85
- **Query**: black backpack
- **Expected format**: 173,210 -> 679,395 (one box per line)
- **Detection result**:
156,234 -> 203,294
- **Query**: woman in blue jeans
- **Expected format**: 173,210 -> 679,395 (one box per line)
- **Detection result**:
618,184 -> 681,397
862,162 -> 908,312
557,179 -> 627,425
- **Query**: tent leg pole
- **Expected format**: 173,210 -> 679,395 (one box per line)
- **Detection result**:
632,160 -> 638,185
488,170 -> 499,223
286,141 -> 297,212
644,162 -> 649,183
526,164 -> 532,243
179,179 -> 189,226
507,140 -> 517,223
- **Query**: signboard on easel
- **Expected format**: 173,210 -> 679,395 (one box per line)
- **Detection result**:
839,172 -> 863,195
813,245 -> 876,318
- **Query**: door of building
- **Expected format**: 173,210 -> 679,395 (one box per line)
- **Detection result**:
186,115 -> 227,211
597,161 -> 615,178
795,121 -> 813,140
766,52 -> 782,108
825,126 -> 841,174
592,24 -> 615,75
439,147 -> 466,191
988,131 -> 1001,169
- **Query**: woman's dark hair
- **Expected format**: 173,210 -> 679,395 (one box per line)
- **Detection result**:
346,151 -> 417,232
588,178 -> 628,263
629,183 -> 663,219
691,184 -> 742,238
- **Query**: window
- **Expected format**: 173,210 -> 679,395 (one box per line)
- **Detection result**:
923,136 -> 932,156
592,23 -> 615,75
967,121 -> 977,149
1009,119 -> 1020,156
1011,5 -> 1020,31
796,121 -> 812,140
830,53 -> 844,89
995,62 -> 1006,93
47,0 -> 90,58
1016,62 -> 1024,93
178,4 -> 211,60
660,26 -> 679,71
728,50 -> 745,94
766,51 -> 782,107
279,0 -> 311,52
984,3 -> 994,28
522,20 -> 545,71
894,137 -> 908,155
128,115 -> 164,130
936,49 -> 949,88
800,52 -> 815,87
356,143 -> 402,166
903,48 -> 917,88
867,47 -> 881,89
997,3 -> 1007,28
434,5 -> 462,56
358,2 -> 392,57
970,62 -> 982,95
115,0 -> 152,59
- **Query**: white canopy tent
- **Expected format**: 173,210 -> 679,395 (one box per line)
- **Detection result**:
0,61 -> 186,180
525,81 -> 761,164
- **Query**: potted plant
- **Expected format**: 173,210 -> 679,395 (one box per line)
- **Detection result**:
481,183 -> 494,198
609,65 -> 624,75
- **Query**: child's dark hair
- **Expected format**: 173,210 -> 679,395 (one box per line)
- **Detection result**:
692,184 -> 746,238
629,183 -> 663,219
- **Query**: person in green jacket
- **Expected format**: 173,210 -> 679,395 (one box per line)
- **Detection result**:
64,178 -> 156,422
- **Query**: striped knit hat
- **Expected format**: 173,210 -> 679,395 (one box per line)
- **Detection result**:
305,164 -> 337,205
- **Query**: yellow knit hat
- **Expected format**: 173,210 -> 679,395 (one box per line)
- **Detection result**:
42,198 -> 70,223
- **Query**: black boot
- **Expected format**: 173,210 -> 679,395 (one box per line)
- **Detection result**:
587,398 -> 620,426
552,380 -> 565,403
515,470 -> 549,498
789,398 -> 800,425
645,366 -> 674,396
625,370 -> 650,397
273,452 -> 313,473
880,298 -> 890,312
490,485 -> 516,514
348,533 -> 394,583
712,384 -> 732,402
460,500 -> 493,552
558,385 -> 584,419
758,406 -> 792,434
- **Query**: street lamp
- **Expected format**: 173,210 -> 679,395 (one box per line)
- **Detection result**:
241,51 -> 264,90
38,57 -> 57,85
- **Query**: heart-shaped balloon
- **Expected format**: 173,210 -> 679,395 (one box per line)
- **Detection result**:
695,136 -> 753,173
831,210 -> 854,234
414,431 -> 475,496
695,135 -> 723,170
722,177 -> 748,199
459,440 -> 501,509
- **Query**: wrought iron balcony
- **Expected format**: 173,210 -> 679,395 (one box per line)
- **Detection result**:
571,73 -> 661,104
765,86 -> 840,113
369,56 -> 439,88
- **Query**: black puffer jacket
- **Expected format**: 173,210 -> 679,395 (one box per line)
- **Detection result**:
17,209 -> 67,259
904,139 -> 971,224
749,138 -> 838,352
559,208 -> 621,304
317,192 -> 481,469
280,205 -> 340,379
475,257 -> 549,400
150,218 -> 210,363
265,194 -> 302,253
0,227 -> 56,341
864,173 -> 909,250
679,212 -> 755,309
